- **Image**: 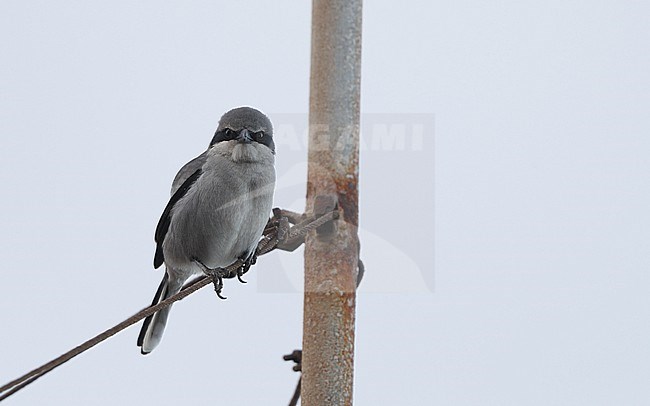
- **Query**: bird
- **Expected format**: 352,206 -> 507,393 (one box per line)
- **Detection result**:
137,107 -> 276,355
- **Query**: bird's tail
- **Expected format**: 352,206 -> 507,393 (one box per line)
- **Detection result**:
137,272 -> 183,355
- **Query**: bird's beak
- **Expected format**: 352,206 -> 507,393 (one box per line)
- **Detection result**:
236,129 -> 253,144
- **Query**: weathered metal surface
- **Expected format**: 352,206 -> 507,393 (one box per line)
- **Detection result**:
302,0 -> 362,404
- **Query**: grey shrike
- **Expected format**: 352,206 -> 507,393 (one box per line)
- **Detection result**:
137,107 -> 276,355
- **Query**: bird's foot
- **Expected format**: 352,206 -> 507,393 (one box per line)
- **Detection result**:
236,253 -> 256,284
192,258 -> 227,300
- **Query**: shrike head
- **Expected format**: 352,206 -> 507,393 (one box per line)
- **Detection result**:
210,107 -> 275,157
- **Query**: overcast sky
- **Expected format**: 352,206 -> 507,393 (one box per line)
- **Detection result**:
1,1 -> 649,405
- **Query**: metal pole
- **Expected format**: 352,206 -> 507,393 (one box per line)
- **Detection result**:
302,0 -> 362,405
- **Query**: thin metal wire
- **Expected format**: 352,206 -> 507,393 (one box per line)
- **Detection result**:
0,209 -> 336,402
289,377 -> 302,406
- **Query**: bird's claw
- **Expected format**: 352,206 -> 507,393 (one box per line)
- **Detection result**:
215,284 -> 227,300
193,258 -> 228,300
236,267 -> 247,284
236,253 -> 257,284
209,272 -> 226,299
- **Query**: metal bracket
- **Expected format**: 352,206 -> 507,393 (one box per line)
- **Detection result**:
313,194 -> 338,239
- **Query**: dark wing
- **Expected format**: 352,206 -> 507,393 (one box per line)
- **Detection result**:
153,168 -> 203,268
170,152 -> 208,195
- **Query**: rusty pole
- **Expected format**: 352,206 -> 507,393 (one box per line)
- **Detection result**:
302,0 -> 362,405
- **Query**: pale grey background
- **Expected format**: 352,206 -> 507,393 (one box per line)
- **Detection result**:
1,1 -> 649,405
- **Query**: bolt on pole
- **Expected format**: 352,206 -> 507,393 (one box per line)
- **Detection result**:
302,0 -> 362,405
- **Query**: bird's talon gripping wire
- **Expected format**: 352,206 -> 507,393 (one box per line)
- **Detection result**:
236,266 -> 247,284
215,285 -> 227,300
193,258 -> 228,300
236,252 -> 257,284
211,273 -> 226,300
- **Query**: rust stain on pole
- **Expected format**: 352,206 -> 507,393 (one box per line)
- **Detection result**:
303,0 -> 362,405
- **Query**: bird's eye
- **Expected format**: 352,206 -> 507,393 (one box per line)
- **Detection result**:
254,131 -> 265,140
224,129 -> 235,139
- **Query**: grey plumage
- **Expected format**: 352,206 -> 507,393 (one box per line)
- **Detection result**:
138,107 -> 276,354
171,151 -> 207,194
